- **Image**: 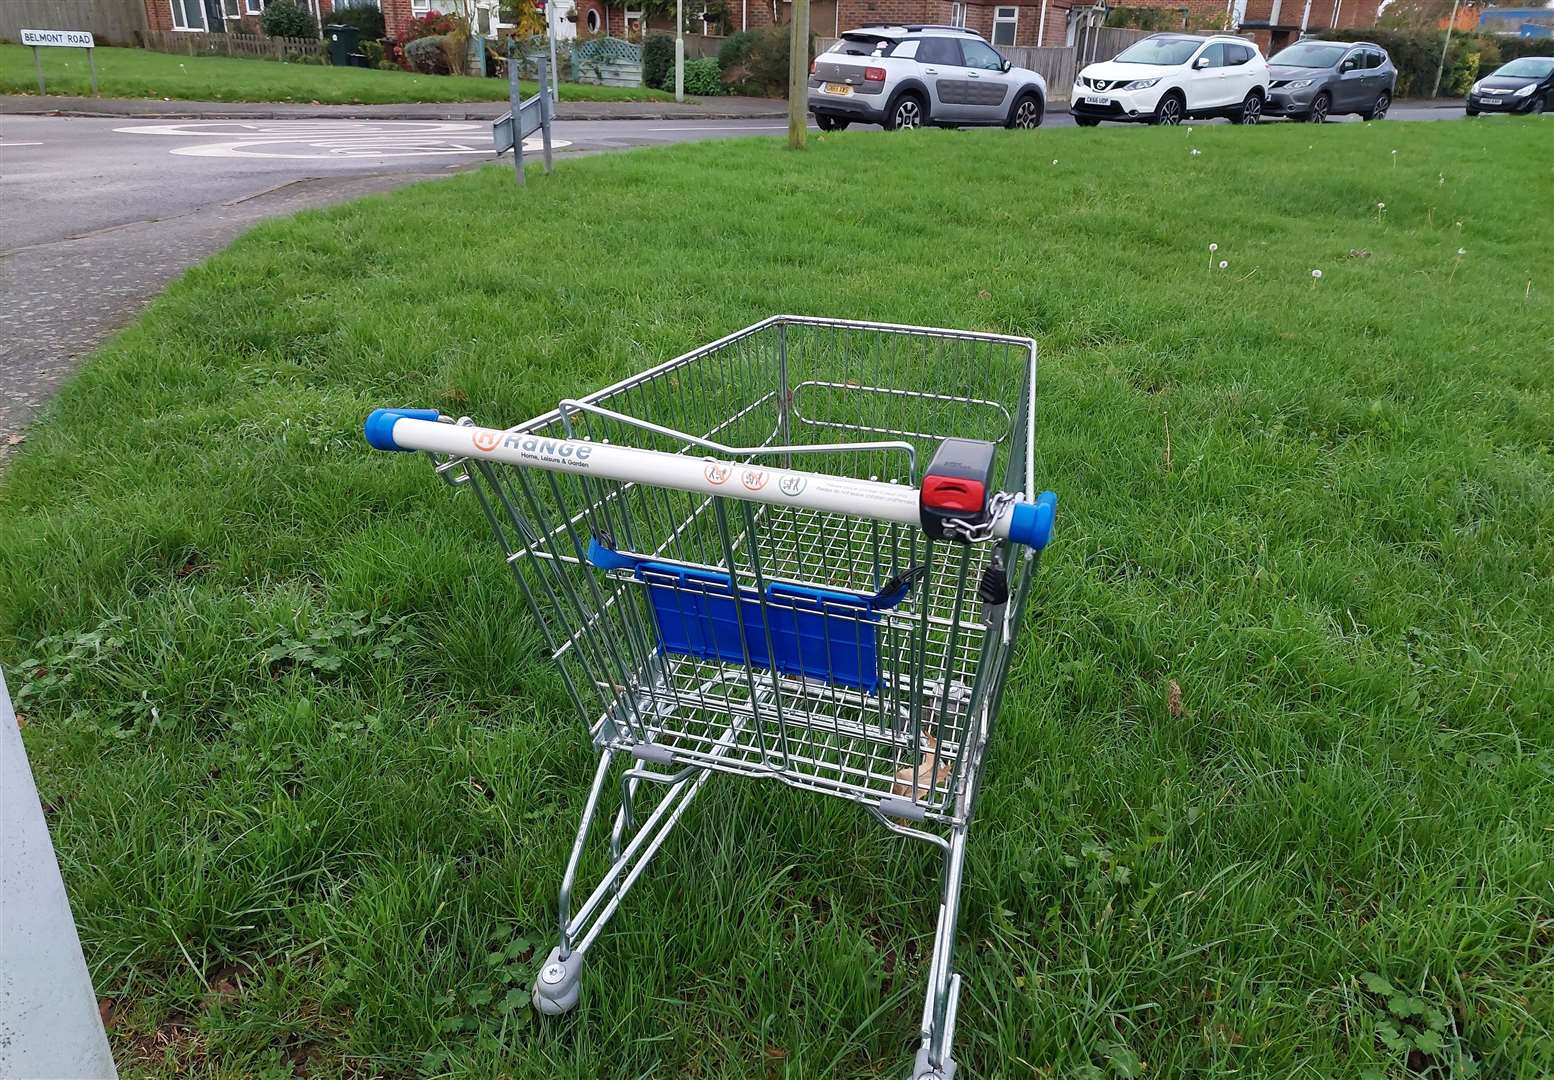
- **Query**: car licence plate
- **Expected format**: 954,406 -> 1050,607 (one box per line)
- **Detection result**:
824,82 -> 853,96
1083,95 -> 1111,106
1481,97 -> 1501,105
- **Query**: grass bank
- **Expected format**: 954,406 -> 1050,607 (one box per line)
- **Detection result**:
2,119 -> 1551,1078
0,43 -> 673,103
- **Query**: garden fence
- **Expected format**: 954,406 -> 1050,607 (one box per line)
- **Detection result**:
140,30 -> 323,62
571,36 -> 643,86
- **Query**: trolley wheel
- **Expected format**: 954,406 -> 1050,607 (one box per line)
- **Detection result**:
532,946 -> 583,1016
911,1044 -> 958,1080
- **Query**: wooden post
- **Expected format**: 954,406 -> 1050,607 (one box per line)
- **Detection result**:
32,45 -> 45,94
787,0 -> 808,148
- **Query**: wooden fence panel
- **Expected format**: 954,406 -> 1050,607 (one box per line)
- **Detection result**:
140,30 -> 324,61
0,0 -> 145,47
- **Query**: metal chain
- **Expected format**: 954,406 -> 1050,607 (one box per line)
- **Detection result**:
938,492 -> 1016,543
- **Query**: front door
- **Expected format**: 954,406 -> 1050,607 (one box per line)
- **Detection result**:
955,37 -> 1016,121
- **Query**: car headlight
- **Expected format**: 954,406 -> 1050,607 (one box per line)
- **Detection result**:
1471,80 -> 1485,93
1122,78 -> 1160,90
1513,83 -> 1537,97
1286,79 -> 1313,90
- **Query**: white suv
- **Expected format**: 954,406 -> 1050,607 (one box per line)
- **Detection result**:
1071,33 -> 1270,126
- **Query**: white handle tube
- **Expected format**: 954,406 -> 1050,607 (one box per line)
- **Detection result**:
365,410 -> 1056,548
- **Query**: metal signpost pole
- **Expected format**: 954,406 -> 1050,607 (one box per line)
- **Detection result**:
538,57 -> 554,174
548,0 -> 560,103
88,46 -> 98,97
509,56 -> 527,186
33,46 -> 45,94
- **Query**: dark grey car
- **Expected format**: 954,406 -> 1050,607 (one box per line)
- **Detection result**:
1264,39 -> 1396,122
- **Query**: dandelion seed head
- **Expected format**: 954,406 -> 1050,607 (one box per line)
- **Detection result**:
1218,260 -> 1228,270
1311,269 -> 1323,279
1209,243 -> 1218,252
1457,247 -> 1466,256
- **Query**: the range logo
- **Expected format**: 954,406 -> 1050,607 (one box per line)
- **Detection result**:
472,429 -> 500,453
778,474 -> 806,497
741,469 -> 768,492
705,463 -> 731,485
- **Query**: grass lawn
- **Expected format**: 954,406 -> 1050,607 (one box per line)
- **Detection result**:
3,119 -> 1551,1079
0,43 -> 673,104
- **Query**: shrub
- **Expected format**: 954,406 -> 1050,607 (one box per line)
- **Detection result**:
643,33 -> 676,89
360,39 -> 385,67
260,0 -> 319,39
1105,6 -> 1181,31
400,11 -> 462,44
682,56 -> 723,95
405,34 -> 451,74
328,6 -> 384,38
731,25 -> 813,97
717,29 -> 755,70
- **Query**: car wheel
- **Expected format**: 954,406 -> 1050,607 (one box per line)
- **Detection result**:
1307,91 -> 1330,123
885,93 -> 926,131
1152,93 -> 1184,126
815,114 -> 849,132
1237,91 -> 1264,124
1466,106 -> 1479,116
1365,92 -> 1390,120
1533,95 -> 1547,115
1007,93 -> 1043,129
1074,116 -> 1101,127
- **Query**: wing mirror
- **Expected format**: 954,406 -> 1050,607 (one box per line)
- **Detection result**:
1194,55 -> 1211,69
1001,58 -> 1012,72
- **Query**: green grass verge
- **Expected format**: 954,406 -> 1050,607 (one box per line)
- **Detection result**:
3,120 -> 1551,1079
0,43 -> 674,103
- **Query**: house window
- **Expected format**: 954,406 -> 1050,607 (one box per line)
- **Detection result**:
223,0 -> 241,17
169,0 -> 207,30
586,6 -> 600,30
991,5 -> 1017,46
411,0 -> 432,11
950,1 -> 966,27
245,0 -> 262,12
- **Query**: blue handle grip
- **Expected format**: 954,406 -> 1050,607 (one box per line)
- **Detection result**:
364,408 -> 440,452
1007,491 -> 1058,549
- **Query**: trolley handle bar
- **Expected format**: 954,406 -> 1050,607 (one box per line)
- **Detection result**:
365,409 -> 1057,550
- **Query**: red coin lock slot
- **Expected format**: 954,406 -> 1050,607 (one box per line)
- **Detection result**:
922,475 -> 986,514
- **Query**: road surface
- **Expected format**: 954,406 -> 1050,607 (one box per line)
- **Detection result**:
0,105 -> 1461,449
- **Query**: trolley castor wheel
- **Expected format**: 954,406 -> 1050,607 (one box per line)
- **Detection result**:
532,946 -> 583,1016
911,1045 -> 957,1080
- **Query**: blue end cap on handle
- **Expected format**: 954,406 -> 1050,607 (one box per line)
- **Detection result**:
1008,491 -> 1058,549
364,408 -> 440,452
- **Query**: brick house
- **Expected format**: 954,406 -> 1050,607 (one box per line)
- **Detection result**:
144,0 -> 334,34
1236,0 -> 1384,52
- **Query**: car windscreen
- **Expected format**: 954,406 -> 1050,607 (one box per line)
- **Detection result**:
1113,37 -> 1202,65
1493,57 -> 1554,79
1270,42 -> 1347,68
832,34 -> 896,56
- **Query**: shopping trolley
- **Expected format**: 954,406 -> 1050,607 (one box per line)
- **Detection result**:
364,316 -> 1057,1079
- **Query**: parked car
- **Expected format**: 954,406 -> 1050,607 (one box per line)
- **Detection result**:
1264,39 -> 1396,122
1466,56 -> 1554,115
1070,33 -> 1270,126
808,25 -> 1048,132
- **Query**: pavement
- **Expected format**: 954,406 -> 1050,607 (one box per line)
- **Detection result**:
0,96 -> 1467,454
0,93 -> 788,122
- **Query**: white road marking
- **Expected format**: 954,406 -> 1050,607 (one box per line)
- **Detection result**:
114,120 -> 568,160
0,141 -> 45,147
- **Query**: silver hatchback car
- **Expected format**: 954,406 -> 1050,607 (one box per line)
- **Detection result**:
808,25 -> 1048,131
